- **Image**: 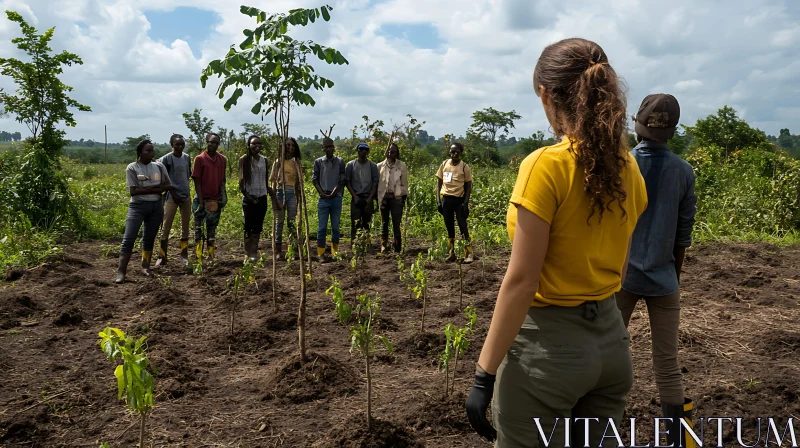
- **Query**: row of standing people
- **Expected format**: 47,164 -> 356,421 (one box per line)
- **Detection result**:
114,132 -> 476,283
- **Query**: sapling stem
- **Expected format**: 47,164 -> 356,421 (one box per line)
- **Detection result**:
139,412 -> 146,448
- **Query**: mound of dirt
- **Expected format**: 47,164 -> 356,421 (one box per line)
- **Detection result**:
149,347 -> 206,394
48,274 -> 86,288
53,307 -> 83,326
401,391 -> 473,432
143,315 -> 187,334
135,281 -> 186,308
221,325 -> 274,353
750,329 -> 800,359
0,295 -> 41,329
374,315 -> 398,332
4,268 -> 24,282
315,414 -> 423,448
0,406 -> 50,443
262,352 -> 359,404
264,311 -> 297,331
398,332 -> 445,358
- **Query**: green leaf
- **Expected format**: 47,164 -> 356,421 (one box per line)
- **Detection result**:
321,6 -> 331,21
241,6 -> 260,17
334,52 -> 348,65
114,365 -> 125,400
224,87 -> 244,111
240,34 -> 254,50
251,102 -> 262,114
378,335 -> 393,354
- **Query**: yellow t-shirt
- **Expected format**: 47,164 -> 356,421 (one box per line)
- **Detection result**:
506,137 -> 648,307
436,159 -> 473,197
270,158 -> 300,187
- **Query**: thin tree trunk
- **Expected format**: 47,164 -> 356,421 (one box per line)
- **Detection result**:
230,292 -> 236,336
421,287 -> 427,332
139,412 -> 146,448
302,186 -> 312,277
272,108 -> 281,312
297,195 -> 308,362
444,363 -> 450,397
459,263 -> 463,310
451,350 -> 459,395
366,352 -> 372,431
402,202 -> 412,254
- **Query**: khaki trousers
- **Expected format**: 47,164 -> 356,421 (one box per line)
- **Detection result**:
160,196 -> 191,241
616,288 -> 684,406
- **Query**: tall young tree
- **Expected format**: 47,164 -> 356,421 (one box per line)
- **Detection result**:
468,107 -> 521,164
182,108 -> 215,155
201,4 -> 348,362
0,10 -> 91,228
0,10 -> 91,158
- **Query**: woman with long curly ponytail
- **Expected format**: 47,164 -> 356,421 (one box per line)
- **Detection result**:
466,38 -> 650,447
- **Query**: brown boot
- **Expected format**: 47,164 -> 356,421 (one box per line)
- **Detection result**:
116,252 -> 132,284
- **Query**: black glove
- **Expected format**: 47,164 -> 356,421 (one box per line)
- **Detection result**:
462,203 -> 470,219
437,202 -> 444,215
465,364 -> 497,442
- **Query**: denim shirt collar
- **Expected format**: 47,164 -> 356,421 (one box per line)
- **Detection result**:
633,140 -> 669,152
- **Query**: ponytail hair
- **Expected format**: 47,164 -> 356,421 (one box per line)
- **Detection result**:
533,37 -> 629,223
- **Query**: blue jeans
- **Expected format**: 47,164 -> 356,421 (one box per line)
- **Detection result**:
317,195 -> 342,248
121,200 -> 164,254
275,186 -> 298,247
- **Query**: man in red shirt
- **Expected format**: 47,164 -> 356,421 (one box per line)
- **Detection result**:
191,133 -> 227,262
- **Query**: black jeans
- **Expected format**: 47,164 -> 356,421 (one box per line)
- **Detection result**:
380,196 -> 404,241
242,195 -> 268,237
442,195 -> 469,240
121,200 -> 164,254
350,194 -> 375,240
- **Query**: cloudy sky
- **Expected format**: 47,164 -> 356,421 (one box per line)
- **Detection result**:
0,0 -> 798,144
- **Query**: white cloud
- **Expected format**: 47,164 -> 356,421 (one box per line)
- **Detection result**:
0,0 -> 798,146
674,79 -> 703,91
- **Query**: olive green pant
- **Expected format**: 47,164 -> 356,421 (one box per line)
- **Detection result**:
492,294 -> 633,448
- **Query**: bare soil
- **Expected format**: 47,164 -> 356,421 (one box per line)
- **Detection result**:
1,240 -> 799,447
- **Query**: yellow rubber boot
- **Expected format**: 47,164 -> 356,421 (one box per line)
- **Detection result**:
380,237 -> 388,253
155,240 -> 168,266
207,241 -> 215,262
464,244 -> 474,264
317,247 -> 326,258
179,239 -> 189,266
662,398 -> 697,448
446,238 -> 456,262
141,250 -> 153,276
331,243 -> 339,257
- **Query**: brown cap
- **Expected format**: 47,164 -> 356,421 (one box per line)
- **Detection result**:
634,94 -> 680,142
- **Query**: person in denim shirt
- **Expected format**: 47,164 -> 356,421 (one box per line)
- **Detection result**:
312,137 -> 345,260
617,93 -> 698,448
